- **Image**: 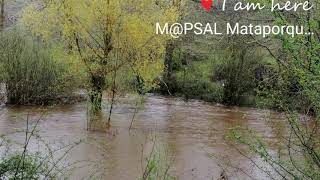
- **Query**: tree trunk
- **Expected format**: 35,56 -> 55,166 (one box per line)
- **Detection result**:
89,74 -> 106,112
164,41 -> 175,81
161,41 -> 176,94
0,0 -> 4,30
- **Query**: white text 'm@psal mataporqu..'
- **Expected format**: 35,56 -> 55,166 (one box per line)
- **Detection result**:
156,22 -> 312,39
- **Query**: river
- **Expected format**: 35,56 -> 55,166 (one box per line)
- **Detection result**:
0,94 -> 287,180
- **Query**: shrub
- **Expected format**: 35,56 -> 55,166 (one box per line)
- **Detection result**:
212,45 -> 263,106
0,30 -> 76,105
177,78 -> 223,102
0,154 -> 52,180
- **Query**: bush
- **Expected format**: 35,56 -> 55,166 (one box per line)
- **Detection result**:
0,30 -> 76,105
0,154 -> 52,180
212,44 -> 264,106
177,78 -> 223,102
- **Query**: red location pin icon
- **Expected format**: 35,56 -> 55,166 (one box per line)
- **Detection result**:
201,0 -> 213,11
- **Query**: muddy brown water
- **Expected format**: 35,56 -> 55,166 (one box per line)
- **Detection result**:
0,95 -> 288,180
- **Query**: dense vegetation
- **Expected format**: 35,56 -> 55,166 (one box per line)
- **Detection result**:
0,31 -> 80,105
225,0 -> 320,179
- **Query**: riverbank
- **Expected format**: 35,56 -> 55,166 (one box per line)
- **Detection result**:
0,83 -> 87,105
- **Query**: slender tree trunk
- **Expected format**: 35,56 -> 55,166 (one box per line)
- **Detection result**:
0,0 -> 4,30
164,41 -> 175,81
107,62 -> 117,125
89,74 -> 106,112
162,41 -> 175,94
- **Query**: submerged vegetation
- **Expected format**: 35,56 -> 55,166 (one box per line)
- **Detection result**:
141,142 -> 175,180
0,113 -> 82,179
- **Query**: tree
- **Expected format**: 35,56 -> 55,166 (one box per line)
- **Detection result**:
160,0 -> 186,94
21,0 -> 179,112
228,0 -> 320,178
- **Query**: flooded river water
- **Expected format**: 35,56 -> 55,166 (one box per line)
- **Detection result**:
0,95 -> 287,180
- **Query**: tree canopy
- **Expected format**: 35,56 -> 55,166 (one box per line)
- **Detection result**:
21,0 -> 183,109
